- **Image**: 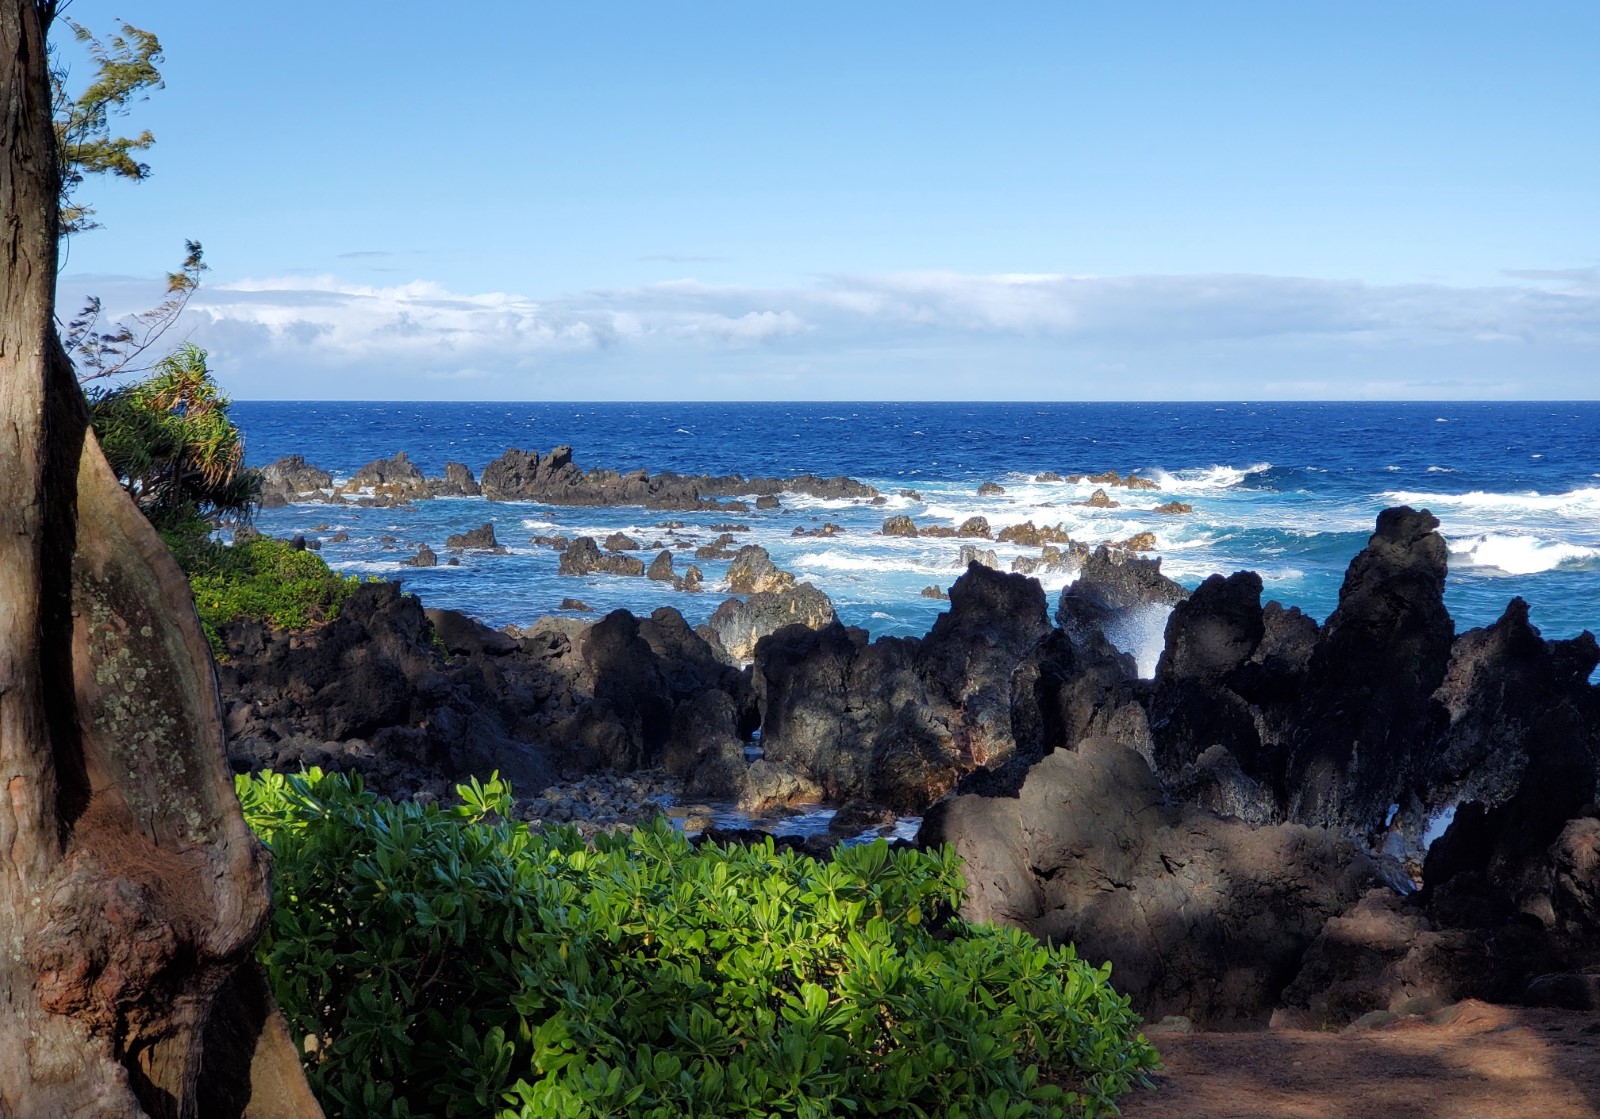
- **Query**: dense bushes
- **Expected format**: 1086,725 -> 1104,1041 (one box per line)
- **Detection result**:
240,770 -> 1159,1119
167,528 -> 360,649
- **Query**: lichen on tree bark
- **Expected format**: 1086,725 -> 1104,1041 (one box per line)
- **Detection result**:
0,3 -> 319,1115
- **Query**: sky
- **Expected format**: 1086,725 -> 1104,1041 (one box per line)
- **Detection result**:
54,1 -> 1600,401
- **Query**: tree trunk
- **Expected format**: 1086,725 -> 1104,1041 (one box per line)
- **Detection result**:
1,4 -> 319,1115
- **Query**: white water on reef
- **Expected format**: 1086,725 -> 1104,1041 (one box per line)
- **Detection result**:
232,401 -> 1600,836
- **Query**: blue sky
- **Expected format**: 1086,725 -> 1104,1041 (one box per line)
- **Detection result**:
55,1 -> 1599,400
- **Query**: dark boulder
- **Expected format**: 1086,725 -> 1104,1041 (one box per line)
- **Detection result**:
706,583 -> 836,663
646,550 -> 676,582
754,622 -> 878,801
338,451 -> 430,502
919,738 -> 1383,1026
1283,507 -> 1453,831
559,536 -> 646,577
1056,546 -> 1187,658
257,454 -> 333,506
445,522 -> 505,551
428,461 -> 481,497
425,608 -> 518,658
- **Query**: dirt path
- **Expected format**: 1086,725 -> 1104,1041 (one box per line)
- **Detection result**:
1119,1001 -> 1600,1119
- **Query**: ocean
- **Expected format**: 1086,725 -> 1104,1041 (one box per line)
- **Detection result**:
235,401 -> 1600,672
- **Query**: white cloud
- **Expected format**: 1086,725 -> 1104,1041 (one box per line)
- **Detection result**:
57,267 -> 1600,399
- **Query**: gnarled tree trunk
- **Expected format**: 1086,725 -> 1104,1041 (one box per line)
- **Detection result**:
1,3 -> 319,1115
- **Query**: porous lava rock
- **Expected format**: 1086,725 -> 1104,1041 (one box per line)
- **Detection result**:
257,454 -> 333,507
479,445 -> 877,510
445,522 -> 505,551
559,536 -> 646,577
919,737 -> 1383,1026
726,545 -> 795,594
705,583 -> 836,663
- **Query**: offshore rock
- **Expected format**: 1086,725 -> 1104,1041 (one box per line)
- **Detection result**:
257,455 -> 333,507
429,461 -> 481,497
559,536 -> 646,577
338,451 -> 431,503
479,445 -> 877,509
646,550 -> 676,582
445,522 -> 505,551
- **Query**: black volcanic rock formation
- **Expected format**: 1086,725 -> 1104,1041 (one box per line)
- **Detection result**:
479,445 -> 876,510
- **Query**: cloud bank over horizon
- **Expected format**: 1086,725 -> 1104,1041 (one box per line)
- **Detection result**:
59,266 -> 1600,401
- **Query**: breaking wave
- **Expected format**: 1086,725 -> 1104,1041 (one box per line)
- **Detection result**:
1447,533 -> 1600,576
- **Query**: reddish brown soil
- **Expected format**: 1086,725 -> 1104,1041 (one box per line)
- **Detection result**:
1120,1001 -> 1600,1119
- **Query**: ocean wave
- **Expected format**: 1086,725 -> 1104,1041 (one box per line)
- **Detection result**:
329,559 -> 416,574
1446,533 -> 1600,576
1146,462 -> 1272,491
780,494 -> 870,511
790,550 -> 951,576
1382,486 -> 1600,516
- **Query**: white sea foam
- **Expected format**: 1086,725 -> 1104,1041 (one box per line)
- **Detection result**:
330,559 -> 414,574
1446,533 -> 1600,575
1147,463 -> 1271,491
1383,486 -> 1600,516
791,550 -> 950,576
1103,603 -> 1173,680
781,494 -> 869,512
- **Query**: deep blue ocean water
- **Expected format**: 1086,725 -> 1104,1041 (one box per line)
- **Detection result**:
234,401 -> 1600,670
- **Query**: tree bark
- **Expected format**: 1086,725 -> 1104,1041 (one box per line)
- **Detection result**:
1,3 -> 319,1115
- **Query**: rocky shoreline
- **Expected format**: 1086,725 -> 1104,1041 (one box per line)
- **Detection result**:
224,450 -> 1600,1030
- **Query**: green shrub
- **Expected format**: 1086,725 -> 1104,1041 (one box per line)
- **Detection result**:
240,769 -> 1160,1119
168,528 -> 360,650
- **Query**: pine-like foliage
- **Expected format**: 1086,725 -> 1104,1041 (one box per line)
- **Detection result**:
88,342 -> 259,528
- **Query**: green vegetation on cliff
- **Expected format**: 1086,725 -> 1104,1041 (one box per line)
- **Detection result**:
165,529 -> 360,649
86,345 -> 358,648
239,769 -> 1160,1119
